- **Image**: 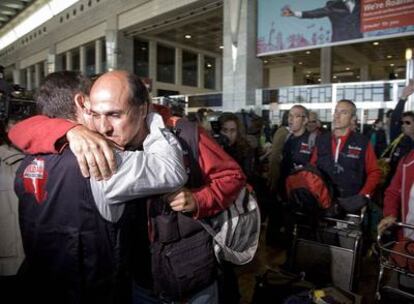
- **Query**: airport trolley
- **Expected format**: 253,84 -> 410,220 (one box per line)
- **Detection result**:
376,222 -> 414,303
290,208 -> 366,292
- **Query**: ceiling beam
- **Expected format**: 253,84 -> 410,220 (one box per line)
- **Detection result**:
0,7 -> 17,15
1,1 -> 25,9
334,45 -> 372,65
0,15 -> 10,22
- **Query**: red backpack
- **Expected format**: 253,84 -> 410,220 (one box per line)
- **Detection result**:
285,165 -> 333,214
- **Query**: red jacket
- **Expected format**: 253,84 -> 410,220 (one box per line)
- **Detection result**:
384,150 -> 414,223
9,112 -> 246,219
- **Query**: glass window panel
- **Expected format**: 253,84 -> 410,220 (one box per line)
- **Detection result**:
204,56 -> 215,89
182,51 -> 197,87
157,44 -> 175,83
72,49 -> 80,71
85,43 -> 95,76
134,39 -> 149,78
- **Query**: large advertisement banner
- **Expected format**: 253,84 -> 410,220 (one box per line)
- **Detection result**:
257,0 -> 414,56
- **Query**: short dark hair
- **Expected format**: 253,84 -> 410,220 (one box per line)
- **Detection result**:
290,104 -> 309,118
402,111 -> 414,121
126,74 -> 150,107
36,71 -> 91,120
338,99 -> 357,116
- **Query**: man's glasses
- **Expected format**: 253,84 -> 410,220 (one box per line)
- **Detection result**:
401,120 -> 412,125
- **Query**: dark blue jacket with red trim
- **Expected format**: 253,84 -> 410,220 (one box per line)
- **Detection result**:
15,149 -> 128,304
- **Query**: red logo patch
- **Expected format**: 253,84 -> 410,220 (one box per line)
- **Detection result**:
23,158 -> 48,204
347,145 -> 362,159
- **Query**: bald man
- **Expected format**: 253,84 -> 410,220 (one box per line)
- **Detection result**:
11,71 -> 187,304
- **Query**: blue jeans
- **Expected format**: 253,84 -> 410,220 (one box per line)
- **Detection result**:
132,281 -> 219,304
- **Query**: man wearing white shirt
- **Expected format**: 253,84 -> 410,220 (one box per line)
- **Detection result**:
13,71 -> 187,304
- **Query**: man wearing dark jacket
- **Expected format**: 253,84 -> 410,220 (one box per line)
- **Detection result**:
11,71 -> 187,304
311,100 -> 381,205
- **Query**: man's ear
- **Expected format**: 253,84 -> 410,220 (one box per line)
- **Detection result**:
74,93 -> 89,113
74,93 -> 84,110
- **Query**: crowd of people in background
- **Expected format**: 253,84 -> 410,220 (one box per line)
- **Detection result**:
1,67 -> 414,303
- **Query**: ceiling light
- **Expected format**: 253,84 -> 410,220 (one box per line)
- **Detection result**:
346,67 -> 350,70
395,73 -> 399,77
206,63 -> 212,68
390,63 -> 395,67
298,62 -> 303,65
184,34 -> 192,39
318,78 -> 321,82
373,41 -> 379,46
406,48 -> 413,61
356,75 -> 360,79
263,60 -> 268,64
387,55 -> 392,59
219,45 -> 223,49
333,75 -> 337,79
305,51 -> 311,54
306,74 -> 310,78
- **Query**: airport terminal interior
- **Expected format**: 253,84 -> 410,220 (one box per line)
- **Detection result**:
1,0 -> 414,303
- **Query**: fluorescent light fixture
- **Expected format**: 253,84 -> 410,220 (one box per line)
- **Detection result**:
0,0 -> 80,50
333,75 -> 337,79
206,63 -> 212,68
346,67 -> 350,70
263,60 -> 268,64
390,63 -> 394,67
306,74 -> 310,77
298,62 -> 303,65
387,55 -> 392,59
406,48 -> 413,61
219,45 -> 223,49
373,41 -> 379,46
305,51 -> 311,54
184,34 -> 192,39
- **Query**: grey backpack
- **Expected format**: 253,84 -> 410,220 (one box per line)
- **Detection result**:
199,187 -> 261,265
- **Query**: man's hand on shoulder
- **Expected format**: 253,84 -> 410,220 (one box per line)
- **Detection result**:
67,125 -> 121,180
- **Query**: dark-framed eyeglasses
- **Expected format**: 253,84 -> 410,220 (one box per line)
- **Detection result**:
401,120 -> 412,125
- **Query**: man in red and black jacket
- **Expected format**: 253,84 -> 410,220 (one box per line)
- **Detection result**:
310,99 -> 381,211
9,95 -> 246,303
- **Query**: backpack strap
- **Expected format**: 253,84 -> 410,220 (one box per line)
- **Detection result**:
381,133 -> 404,158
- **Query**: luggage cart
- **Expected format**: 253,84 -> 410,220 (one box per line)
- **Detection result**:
376,222 -> 414,303
290,208 -> 366,292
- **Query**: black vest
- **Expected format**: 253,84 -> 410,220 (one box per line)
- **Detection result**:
15,149 -> 128,304
280,131 -> 313,187
123,119 -> 216,301
316,132 -> 367,198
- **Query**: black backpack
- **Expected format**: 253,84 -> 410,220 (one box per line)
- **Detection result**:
149,119 -> 217,301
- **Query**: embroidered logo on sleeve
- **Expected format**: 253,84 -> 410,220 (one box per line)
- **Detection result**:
23,158 -> 48,204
